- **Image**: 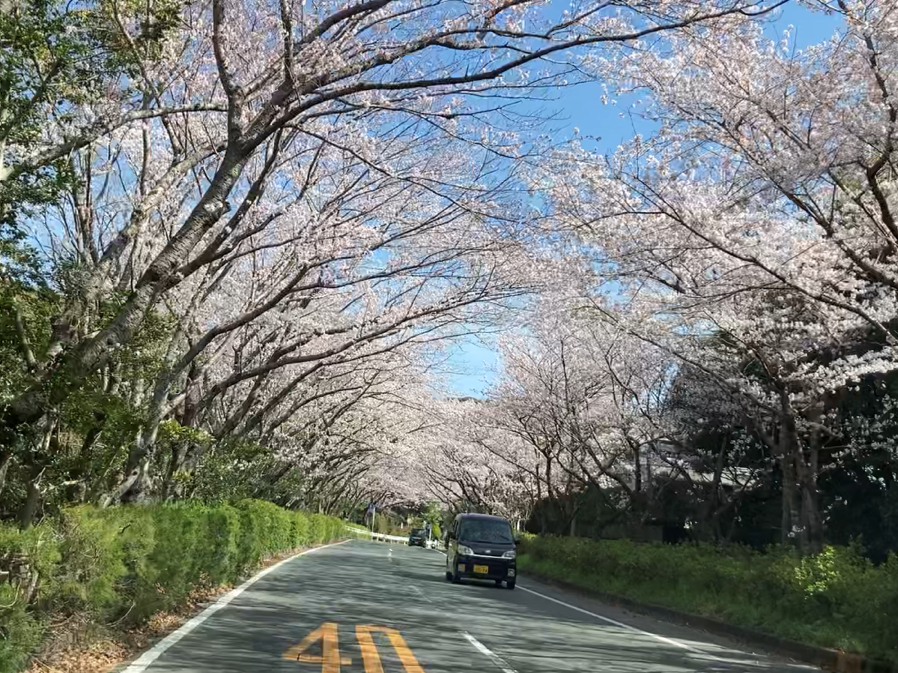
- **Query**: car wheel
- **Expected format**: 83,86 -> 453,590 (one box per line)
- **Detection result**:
451,564 -> 461,583
506,580 -> 516,590
445,570 -> 452,582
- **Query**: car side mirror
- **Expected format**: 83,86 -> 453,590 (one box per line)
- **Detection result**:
514,537 -> 521,546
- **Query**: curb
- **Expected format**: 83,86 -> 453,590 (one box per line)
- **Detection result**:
116,539 -> 349,672
520,569 -> 896,673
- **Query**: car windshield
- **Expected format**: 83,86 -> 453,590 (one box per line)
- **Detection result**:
410,529 -> 425,536
459,518 -> 513,543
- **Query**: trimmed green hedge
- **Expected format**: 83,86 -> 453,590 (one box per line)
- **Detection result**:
0,523 -> 59,672
0,500 -> 345,673
518,536 -> 898,665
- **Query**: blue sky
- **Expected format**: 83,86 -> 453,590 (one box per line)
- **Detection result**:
444,1 -> 844,397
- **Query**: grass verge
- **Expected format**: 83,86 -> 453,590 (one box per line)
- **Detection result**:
0,500 -> 345,673
517,536 -> 898,666
24,543 -> 332,673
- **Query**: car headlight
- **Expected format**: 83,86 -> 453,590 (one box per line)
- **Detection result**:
502,550 -> 517,559
458,544 -> 474,555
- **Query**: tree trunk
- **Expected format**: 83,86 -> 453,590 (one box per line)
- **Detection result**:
644,451 -> 653,498
798,412 -> 824,554
160,370 -> 206,500
780,440 -> 801,546
799,472 -> 824,554
170,440 -> 206,500
695,436 -> 728,542
4,146 -> 247,471
0,450 -> 11,497
67,414 -> 105,497
17,412 -> 58,527
19,466 -> 45,529
161,443 -> 183,500
118,456 -> 154,504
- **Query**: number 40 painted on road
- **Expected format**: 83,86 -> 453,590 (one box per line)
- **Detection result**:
283,622 -> 425,673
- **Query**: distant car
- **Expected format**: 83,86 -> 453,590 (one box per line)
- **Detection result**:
408,528 -> 427,547
444,513 -> 517,589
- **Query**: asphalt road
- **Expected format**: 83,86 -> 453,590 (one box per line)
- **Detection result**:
124,540 -> 815,673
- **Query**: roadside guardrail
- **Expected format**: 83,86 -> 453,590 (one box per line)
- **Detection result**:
346,525 -> 443,549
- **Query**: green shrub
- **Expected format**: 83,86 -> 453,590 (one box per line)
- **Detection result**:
202,504 -> 241,586
133,503 -> 218,619
0,500 -> 345,672
48,505 -> 154,619
308,513 -> 326,543
0,522 -> 59,673
517,536 -> 898,665
232,499 -> 296,572
293,511 -> 310,547
308,514 -> 341,545
0,583 -> 42,673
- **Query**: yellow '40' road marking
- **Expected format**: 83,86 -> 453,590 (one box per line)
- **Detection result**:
283,622 -> 426,673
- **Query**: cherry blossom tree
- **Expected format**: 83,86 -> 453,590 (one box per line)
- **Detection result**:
532,0 -> 898,551
1,0 -> 786,520
3,0 -> 766,512
424,396 -> 539,521
343,0 -> 898,548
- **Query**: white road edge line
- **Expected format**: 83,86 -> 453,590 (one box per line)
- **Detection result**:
461,631 -> 518,673
517,585 -> 699,652
441,547 -> 721,657
438,547 -> 709,657
122,540 -> 349,673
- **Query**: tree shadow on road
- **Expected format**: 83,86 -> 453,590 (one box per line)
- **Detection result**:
125,541 -> 816,673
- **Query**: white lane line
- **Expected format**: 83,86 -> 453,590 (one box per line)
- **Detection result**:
517,585 -> 700,653
410,585 -> 434,604
461,631 -> 518,673
122,540 -> 349,672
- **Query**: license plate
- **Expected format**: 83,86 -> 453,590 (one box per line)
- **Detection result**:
473,564 -> 489,574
